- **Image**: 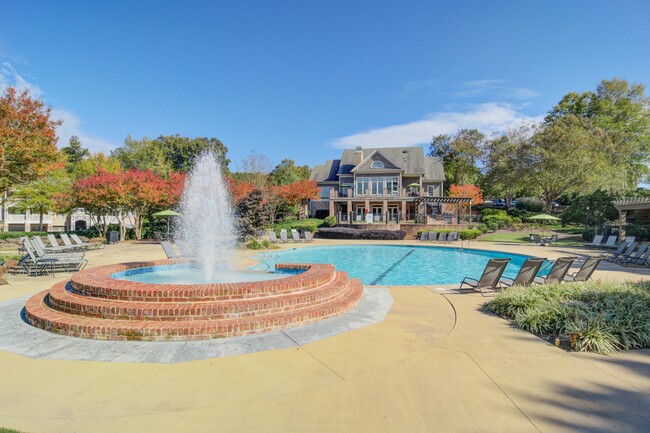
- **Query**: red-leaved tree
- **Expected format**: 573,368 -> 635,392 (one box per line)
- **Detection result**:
275,180 -> 319,219
449,183 -> 483,215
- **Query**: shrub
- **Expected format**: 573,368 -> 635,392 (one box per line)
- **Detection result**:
482,214 -> 514,230
517,198 -> 544,213
481,208 -> 508,217
476,224 -> 488,233
0,231 -> 46,240
459,229 -> 482,240
318,227 -> 406,240
270,218 -> 324,236
485,281 -> 650,354
246,239 -> 271,250
323,215 -> 337,227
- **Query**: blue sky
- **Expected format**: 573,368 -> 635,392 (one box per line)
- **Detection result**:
1,1 -> 649,169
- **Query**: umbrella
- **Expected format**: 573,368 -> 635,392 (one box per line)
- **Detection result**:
407,183 -> 420,187
153,209 -> 181,235
527,214 -> 560,221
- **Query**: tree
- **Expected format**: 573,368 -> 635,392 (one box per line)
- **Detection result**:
270,159 -> 311,185
111,135 -> 172,176
234,151 -> 271,188
275,180 -> 319,219
12,165 -> 71,231
72,152 -> 122,180
428,129 -> 485,187
235,189 -> 272,236
546,78 -> 650,188
226,177 -> 256,203
61,136 -> 89,172
0,87 -> 61,202
448,183 -> 483,214
560,190 -> 619,226
523,116 -> 614,212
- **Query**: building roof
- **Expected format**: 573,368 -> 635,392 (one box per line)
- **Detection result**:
612,198 -> 650,211
311,146 -> 444,182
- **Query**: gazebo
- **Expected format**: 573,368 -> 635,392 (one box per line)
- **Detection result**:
412,196 -> 473,224
612,198 -> 650,240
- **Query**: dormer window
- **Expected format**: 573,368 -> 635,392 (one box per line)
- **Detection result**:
370,161 -> 384,169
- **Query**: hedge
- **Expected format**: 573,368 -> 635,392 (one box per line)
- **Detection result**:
416,229 -> 482,240
270,218 -> 324,236
0,231 -> 47,240
318,227 -> 406,240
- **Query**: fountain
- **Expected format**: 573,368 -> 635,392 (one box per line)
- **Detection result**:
23,152 -> 364,341
178,151 -> 236,280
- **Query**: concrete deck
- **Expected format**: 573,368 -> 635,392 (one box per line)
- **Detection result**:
0,240 -> 649,433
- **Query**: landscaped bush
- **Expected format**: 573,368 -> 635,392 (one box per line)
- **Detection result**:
318,227 -> 406,240
482,213 -> 514,230
246,239 -> 271,250
0,231 -> 46,240
516,197 -> 544,213
323,215 -> 337,227
270,218 -> 324,236
485,281 -> 650,354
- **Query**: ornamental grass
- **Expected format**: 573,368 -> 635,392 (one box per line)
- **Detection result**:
485,280 -> 650,355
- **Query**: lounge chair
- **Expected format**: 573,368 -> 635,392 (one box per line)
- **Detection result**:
614,243 -> 648,265
161,241 -> 180,259
32,235 -> 67,254
624,236 -> 636,244
46,234 -> 79,252
269,232 -> 279,243
500,258 -> 547,287
564,257 -> 602,282
428,232 -> 438,242
529,234 -> 543,246
605,242 -> 637,262
419,232 -> 428,241
280,229 -> 289,243
622,248 -> 650,267
20,238 -> 87,276
304,231 -> 314,242
437,232 -> 447,243
601,242 -> 628,260
534,257 -> 577,284
70,233 -> 104,250
175,239 -> 195,257
583,234 -> 604,249
448,232 -> 458,242
459,258 -> 511,296
291,229 -> 301,242
601,236 -> 618,249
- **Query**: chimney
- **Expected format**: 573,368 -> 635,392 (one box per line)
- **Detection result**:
355,146 -> 364,165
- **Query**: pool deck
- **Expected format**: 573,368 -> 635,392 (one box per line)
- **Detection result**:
0,240 -> 649,433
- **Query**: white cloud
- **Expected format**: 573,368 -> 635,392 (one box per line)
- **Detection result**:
398,78 -> 442,97
1,62 -> 117,153
454,79 -> 539,100
330,103 -> 544,149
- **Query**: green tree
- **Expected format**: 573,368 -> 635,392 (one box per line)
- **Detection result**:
157,135 -> 230,174
546,78 -> 650,188
61,136 -> 90,172
12,166 -> 71,232
523,116 -> 614,212
235,189 -> 272,236
560,190 -> 619,226
428,129 -> 485,187
270,159 -> 311,185
111,135 -> 171,176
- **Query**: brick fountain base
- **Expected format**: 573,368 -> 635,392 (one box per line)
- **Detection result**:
24,260 -> 364,341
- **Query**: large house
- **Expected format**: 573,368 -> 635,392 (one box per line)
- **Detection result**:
310,146 -> 468,225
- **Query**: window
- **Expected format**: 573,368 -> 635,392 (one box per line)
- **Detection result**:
356,177 -> 369,195
386,177 -> 399,195
371,177 -> 384,195
427,185 -> 436,197
370,161 -> 384,169
320,187 -> 332,199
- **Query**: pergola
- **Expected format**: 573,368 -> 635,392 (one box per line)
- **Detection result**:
413,196 -> 473,224
612,198 -> 650,239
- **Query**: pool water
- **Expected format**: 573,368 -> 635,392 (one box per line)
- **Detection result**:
112,264 -> 295,284
254,245 -> 534,286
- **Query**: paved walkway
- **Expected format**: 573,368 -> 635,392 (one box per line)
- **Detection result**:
0,240 -> 649,433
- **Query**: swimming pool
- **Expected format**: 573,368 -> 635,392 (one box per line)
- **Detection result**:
254,245 -> 533,286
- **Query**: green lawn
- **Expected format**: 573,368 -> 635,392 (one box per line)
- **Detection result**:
479,230 -> 583,247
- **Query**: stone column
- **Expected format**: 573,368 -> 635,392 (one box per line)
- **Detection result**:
619,210 -> 627,240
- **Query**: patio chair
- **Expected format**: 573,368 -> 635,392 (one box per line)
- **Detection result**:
70,233 -> 104,250
428,232 -> 438,242
269,231 -> 279,243
623,236 -> 636,244
437,232 -> 447,243
601,242 -> 628,260
500,258 -> 547,288
459,258 -> 511,296
448,232 -> 459,242
32,235 -> 65,254
175,239 -> 195,258
601,236 -> 618,249
160,241 -> 180,259
419,232 -> 428,242
583,234 -> 604,249
605,242 -> 637,262
622,248 -> 650,267
304,231 -> 314,242
31,236 -> 85,260
20,238 -> 87,276
291,229 -> 301,242
46,234 -> 79,252
564,257 -> 602,282
529,234 -> 543,246
542,234 -> 558,246
534,257 -> 577,284
280,229 -> 289,243
614,243 -> 648,265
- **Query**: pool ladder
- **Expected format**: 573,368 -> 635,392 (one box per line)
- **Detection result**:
246,235 -> 279,269
454,240 -> 470,251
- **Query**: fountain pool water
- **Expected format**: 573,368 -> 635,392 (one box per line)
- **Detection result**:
178,151 -> 236,280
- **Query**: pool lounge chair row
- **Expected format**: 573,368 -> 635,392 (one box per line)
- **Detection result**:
584,235 -> 636,250
160,240 -> 195,259
601,241 -> 650,267
269,229 -> 314,243
19,237 -> 88,276
418,231 -> 459,243
459,255 -> 602,296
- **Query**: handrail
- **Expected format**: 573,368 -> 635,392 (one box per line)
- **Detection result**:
245,234 -> 279,260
